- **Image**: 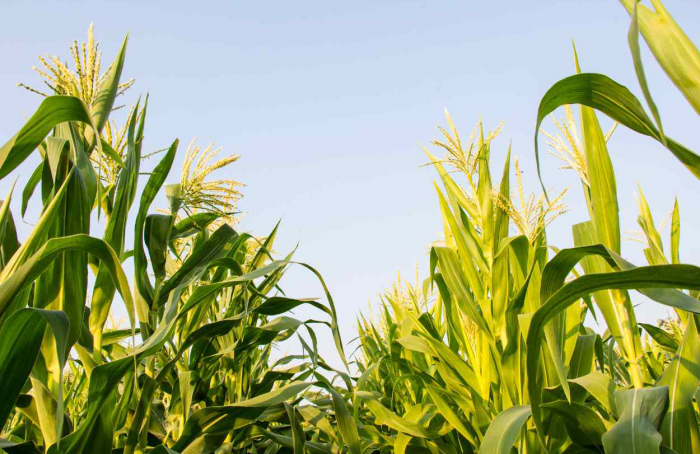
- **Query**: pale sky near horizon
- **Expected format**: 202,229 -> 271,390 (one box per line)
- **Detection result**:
2,0 -> 700,368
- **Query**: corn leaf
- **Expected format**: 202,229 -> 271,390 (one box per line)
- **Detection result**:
535,73 -> 700,182
480,405 -> 531,454
601,387 -> 669,454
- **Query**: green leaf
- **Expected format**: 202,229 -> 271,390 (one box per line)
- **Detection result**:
21,163 -> 43,217
159,224 -> 239,300
293,261 -> 349,371
601,387 -> 669,454
656,316 -> 700,454
297,406 -> 336,441
89,98 -> 144,357
0,237 -> 133,336
535,73 -> 700,182
0,439 -> 42,454
425,385 -> 476,445
253,296 -> 329,317
170,212 -> 222,240
145,214 -> 173,281
541,400 -> 608,447
0,96 -> 100,180
432,246 -> 491,337
102,328 -> 140,346
0,309 -> 69,436
31,378 -> 63,449
50,149 -> 91,355
0,181 -> 17,265
171,381 -> 313,452
84,35 -> 128,146
626,0 -> 665,139
501,243 -> 535,406
567,334 -> 597,379
123,374 -> 155,454
618,0 -> 700,116
98,139 -> 125,168
569,371 -> 618,416
579,94 -> 620,253
480,405 -> 531,454
284,403 -> 305,454
325,386 -> 361,454
671,199 -> 680,265
178,371 -> 198,424
528,253 -> 700,448
540,244 -> 700,317
492,149 -> 512,342
435,187 -> 487,299
0,167 -> 73,302
133,139 -> 178,308
362,398 -> 433,438
396,335 -> 432,355
640,323 -> 679,352
425,150 -> 480,220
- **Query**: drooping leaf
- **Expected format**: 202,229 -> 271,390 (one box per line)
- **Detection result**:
535,73 -> 700,182
0,96 -> 101,180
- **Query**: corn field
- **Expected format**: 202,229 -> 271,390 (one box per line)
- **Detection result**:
2,0 -> 700,453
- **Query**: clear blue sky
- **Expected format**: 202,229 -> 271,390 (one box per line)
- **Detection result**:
2,0 -> 700,367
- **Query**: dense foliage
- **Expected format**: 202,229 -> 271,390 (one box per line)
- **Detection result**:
2,0 -> 700,453
0,24 -> 352,454
355,1 -> 700,453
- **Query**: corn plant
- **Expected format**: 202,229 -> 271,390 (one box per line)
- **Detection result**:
355,4 -> 700,446
3,0 -> 700,452
356,108 -> 700,454
0,27 -> 361,454
355,114 -> 590,454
